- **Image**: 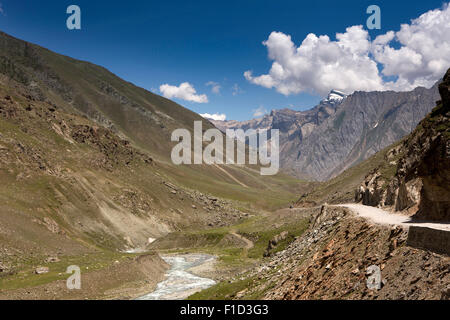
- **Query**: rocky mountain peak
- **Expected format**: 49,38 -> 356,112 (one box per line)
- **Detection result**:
210,82 -> 440,181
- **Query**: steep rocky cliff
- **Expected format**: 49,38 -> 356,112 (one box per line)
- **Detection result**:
355,69 -> 450,222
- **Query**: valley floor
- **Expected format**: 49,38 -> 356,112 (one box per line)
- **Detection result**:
0,203 -> 312,300
1,201 -> 449,300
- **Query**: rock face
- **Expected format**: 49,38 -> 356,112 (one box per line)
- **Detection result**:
0,262 -> 8,273
34,267 -> 49,274
264,231 -> 289,257
355,69 -> 450,222
213,86 -> 440,181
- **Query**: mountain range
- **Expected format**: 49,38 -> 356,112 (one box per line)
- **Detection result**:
212,85 -> 440,181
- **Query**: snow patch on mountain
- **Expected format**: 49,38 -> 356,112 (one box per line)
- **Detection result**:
321,90 -> 347,105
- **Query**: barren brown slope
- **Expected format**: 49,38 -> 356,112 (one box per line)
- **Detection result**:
0,77 -> 247,283
0,30 -> 211,159
0,31 -> 311,298
261,207 -> 449,300
0,30 -> 308,207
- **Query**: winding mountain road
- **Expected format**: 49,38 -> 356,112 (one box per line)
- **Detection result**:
230,231 -> 254,249
335,204 -> 450,232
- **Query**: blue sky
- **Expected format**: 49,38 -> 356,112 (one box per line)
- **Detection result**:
0,0 -> 448,120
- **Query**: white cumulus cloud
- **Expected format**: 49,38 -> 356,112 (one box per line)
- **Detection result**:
160,82 -> 208,103
373,4 -> 450,91
245,4 -> 450,96
200,113 -> 227,121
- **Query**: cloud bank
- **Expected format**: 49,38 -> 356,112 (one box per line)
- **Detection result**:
200,113 -> 227,121
160,82 -> 208,103
245,4 -> 450,96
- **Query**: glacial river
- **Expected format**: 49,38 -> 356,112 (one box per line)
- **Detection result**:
137,254 -> 216,300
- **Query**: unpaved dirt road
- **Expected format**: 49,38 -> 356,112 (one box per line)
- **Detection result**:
230,231 -> 254,249
335,204 -> 450,232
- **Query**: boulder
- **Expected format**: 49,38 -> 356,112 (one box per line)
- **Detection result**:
35,267 -> 49,274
